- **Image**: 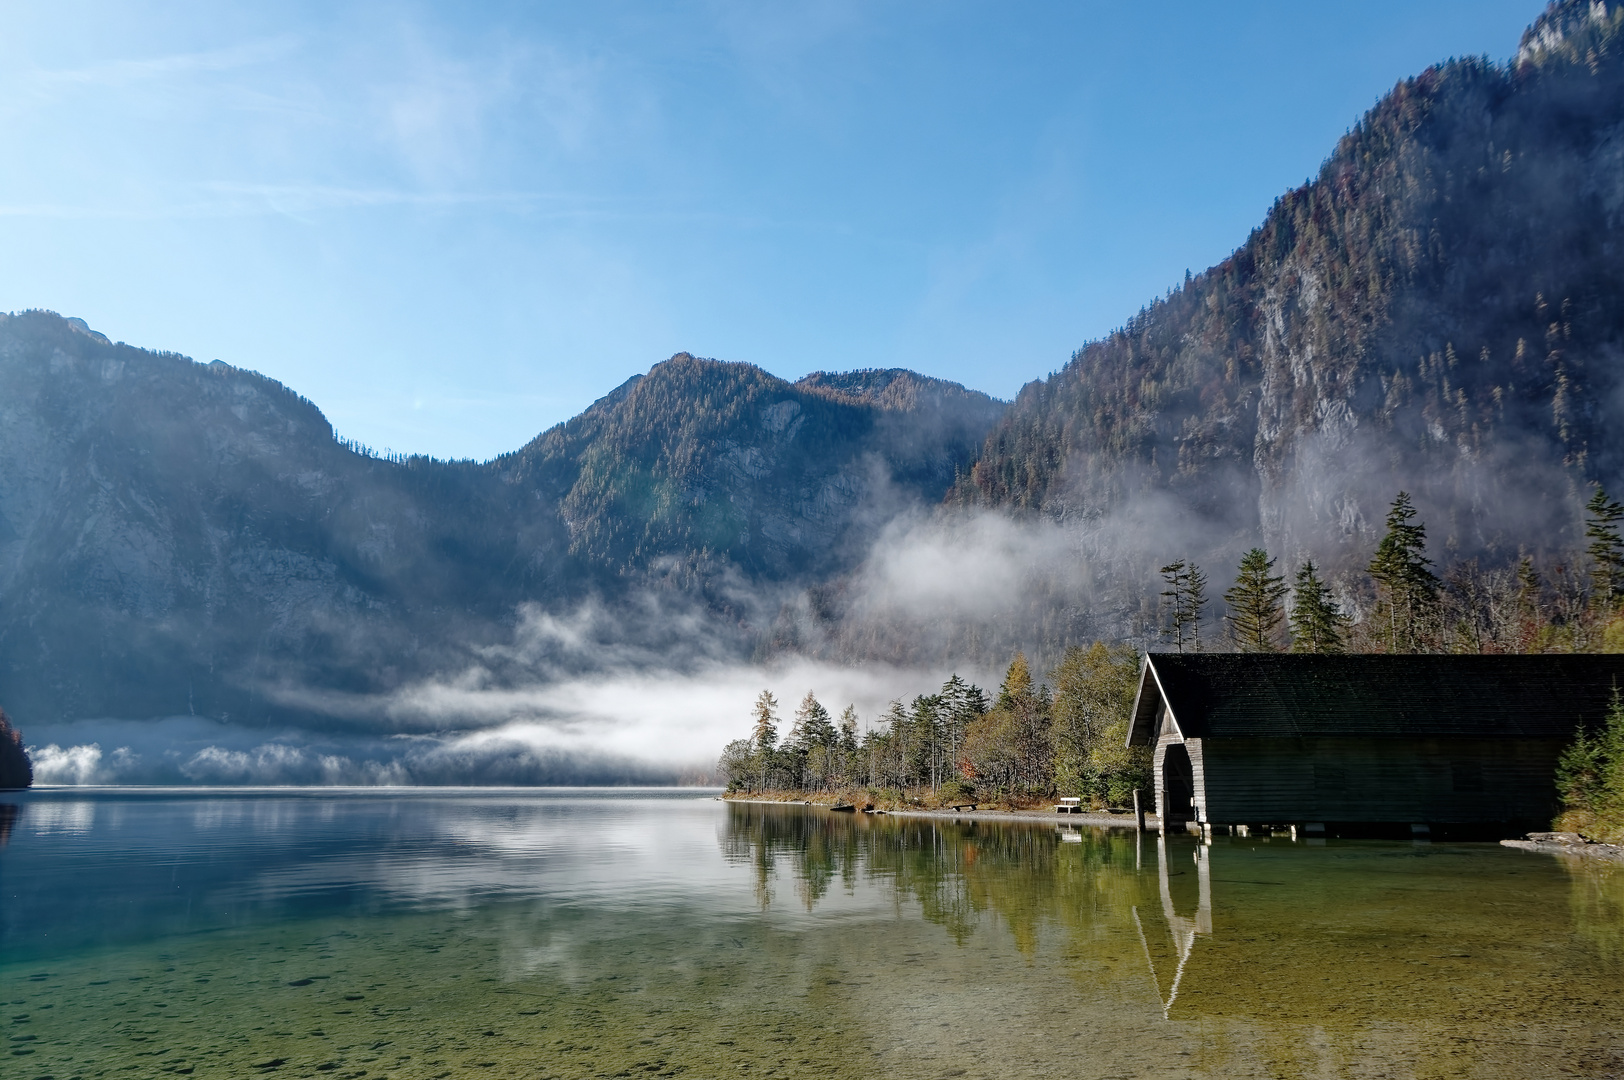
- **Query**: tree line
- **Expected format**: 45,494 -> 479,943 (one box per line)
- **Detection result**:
1158,487 -> 1624,655
720,484 -> 1624,814
718,644 -> 1147,810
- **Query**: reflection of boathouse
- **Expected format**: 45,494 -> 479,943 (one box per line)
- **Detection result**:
1126,654 -> 1624,837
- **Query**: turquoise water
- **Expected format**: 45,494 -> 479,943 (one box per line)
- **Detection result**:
2,789 -> 1622,1078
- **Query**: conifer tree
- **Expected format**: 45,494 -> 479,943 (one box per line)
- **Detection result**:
1513,556 -> 1544,651
938,674 -> 986,780
1367,492 -> 1439,652
909,694 -> 944,790
1585,486 -> 1624,611
752,690 -> 779,790
791,691 -> 838,750
881,699 -> 909,787
0,709 -> 32,790
1288,559 -> 1347,653
1159,560 -> 1208,652
1224,548 -> 1288,651
996,653 -> 1033,710
838,705 -> 859,753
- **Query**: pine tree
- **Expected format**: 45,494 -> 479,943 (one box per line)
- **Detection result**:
1288,559 -> 1347,653
791,691 -> 838,750
1514,556 -> 1544,652
1556,689 -> 1624,843
838,705 -> 859,753
1224,548 -> 1288,651
909,694 -> 944,790
752,690 -> 779,790
881,699 -> 910,787
938,674 -> 985,781
1367,492 -> 1439,652
1585,486 -> 1624,611
1159,560 -> 1208,652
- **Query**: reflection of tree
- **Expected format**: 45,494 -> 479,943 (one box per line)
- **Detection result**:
720,803 -> 1159,947
1563,856 -> 1624,964
721,804 -> 1624,1076
0,802 -> 19,846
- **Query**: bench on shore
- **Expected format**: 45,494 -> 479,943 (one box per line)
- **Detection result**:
1055,797 -> 1084,814
949,803 -> 979,812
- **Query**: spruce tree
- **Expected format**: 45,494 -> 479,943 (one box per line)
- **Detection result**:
1288,559 -> 1347,654
792,691 -> 838,750
938,674 -> 986,781
996,653 -> 1034,710
752,690 -> 779,790
1367,492 -> 1439,652
1223,548 -> 1288,651
1514,556 -> 1544,651
838,705 -> 859,753
1159,560 -> 1208,652
1585,486 -> 1624,611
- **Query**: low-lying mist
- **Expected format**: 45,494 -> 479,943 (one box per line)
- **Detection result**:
23,463 -> 1573,787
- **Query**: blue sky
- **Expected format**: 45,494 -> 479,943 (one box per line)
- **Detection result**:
0,1 -> 1542,460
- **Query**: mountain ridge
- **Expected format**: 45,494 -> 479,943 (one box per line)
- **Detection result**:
0,310 -> 1002,726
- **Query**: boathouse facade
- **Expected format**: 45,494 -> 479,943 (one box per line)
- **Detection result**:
1126,654 -> 1624,836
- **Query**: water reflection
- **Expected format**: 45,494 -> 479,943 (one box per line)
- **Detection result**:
1137,836 -> 1210,1018
719,800 -> 1624,1068
1,788 -> 736,960
7,792 -> 1624,1078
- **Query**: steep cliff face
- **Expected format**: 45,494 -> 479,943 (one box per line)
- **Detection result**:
0,314 -> 1001,724
957,0 -> 1624,576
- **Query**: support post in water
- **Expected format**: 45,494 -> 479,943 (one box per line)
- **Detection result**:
1134,788 -> 1147,834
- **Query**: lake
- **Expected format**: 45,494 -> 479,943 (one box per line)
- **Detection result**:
2,789 -> 1622,1079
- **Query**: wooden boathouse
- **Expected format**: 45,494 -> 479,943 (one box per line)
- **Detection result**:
1126,653 -> 1624,838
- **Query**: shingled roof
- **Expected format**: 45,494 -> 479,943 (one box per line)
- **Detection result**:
1127,653 -> 1624,745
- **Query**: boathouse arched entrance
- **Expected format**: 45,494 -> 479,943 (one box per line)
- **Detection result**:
1162,742 -> 1195,826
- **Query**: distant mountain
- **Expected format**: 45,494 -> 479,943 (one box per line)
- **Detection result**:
0,312 -> 1000,725
955,0 -> 1624,580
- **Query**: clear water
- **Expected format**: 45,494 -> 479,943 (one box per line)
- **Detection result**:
2,790 -> 1622,1079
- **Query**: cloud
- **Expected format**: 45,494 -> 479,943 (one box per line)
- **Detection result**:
22,38 -> 300,94
848,509 -> 1081,623
29,742 -> 119,785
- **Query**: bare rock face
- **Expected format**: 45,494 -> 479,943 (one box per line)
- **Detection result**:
0,315 -> 1003,726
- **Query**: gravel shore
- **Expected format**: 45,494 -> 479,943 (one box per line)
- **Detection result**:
723,796 -> 1155,830
1500,831 -> 1624,862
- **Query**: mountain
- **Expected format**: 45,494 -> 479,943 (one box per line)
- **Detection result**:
9,0 -> 1624,737
0,311 -> 1000,726
955,0 -> 1624,584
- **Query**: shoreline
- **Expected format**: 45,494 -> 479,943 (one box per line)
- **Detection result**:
1500,832 -> 1624,862
722,796 -> 1157,830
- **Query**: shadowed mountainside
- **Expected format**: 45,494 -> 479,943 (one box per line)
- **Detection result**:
0,312 -> 1001,725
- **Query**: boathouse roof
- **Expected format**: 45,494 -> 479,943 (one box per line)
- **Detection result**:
1126,653 -> 1624,746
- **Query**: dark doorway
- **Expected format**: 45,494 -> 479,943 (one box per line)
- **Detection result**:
1162,743 -> 1195,824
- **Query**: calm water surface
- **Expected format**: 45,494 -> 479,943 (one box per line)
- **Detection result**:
2,789 -> 1623,1079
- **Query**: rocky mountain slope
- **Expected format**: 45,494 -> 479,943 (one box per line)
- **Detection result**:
956,0 -> 1624,583
0,311 -> 1000,725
